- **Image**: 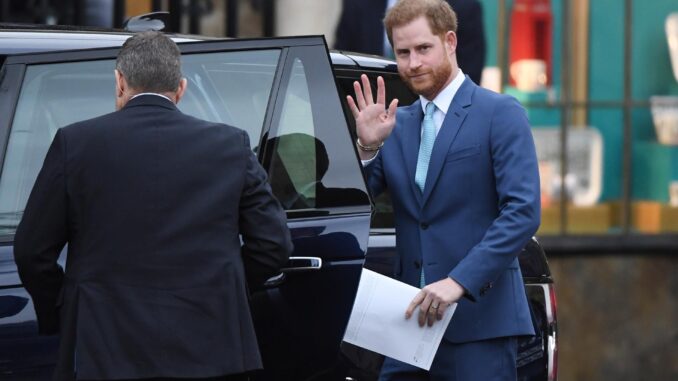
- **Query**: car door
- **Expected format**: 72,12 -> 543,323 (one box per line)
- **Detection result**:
0,36 -> 371,380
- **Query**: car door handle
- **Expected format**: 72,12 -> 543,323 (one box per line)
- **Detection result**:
281,256 -> 323,272
262,257 -> 322,288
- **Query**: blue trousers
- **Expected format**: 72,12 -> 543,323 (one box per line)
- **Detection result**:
379,337 -> 518,381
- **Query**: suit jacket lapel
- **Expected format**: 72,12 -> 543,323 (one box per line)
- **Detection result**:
398,101 -> 424,206
422,77 -> 475,205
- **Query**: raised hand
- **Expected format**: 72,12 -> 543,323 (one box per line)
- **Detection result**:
347,74 -> 398,158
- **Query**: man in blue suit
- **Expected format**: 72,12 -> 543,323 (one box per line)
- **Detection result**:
347,0 -> 540,379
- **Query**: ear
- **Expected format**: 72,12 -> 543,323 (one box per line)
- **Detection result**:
114,69 -> 125,97
174,78 -> 188,104
444,31 -> 457,55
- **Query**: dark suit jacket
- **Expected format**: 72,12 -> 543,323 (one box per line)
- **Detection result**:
333,0 -> 487,84
14,95 -> 293,380
364,78 -> 539,343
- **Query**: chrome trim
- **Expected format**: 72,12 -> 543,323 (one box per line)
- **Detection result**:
367,234 -> 396,248
282,256 -> 323,272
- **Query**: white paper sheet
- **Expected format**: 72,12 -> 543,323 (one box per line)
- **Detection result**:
343,268 -> 456,370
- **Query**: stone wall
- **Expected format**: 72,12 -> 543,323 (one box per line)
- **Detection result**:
549,255 -> 677,380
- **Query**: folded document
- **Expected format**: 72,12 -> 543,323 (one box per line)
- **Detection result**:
343,268 -> 456,370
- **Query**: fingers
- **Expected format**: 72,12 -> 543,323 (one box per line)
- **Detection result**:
405,290 -> 425,319
346,96 -> 360,119
361,74 -> 374,105
376,76 -> 386,105
417,294 -> 435,326
436,304 -> 447,320
427,306 -> 437,327
410,287 -> 447,327
353,80 -> 367,110
387,98 -> 399,119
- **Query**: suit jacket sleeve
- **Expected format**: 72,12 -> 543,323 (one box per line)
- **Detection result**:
14,129 -> 68,335
363,150 -> 387,200
238,131 -> 293,289
449,97 -> 541,300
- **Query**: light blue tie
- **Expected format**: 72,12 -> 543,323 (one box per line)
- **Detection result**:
415,102 -> 436,288
415,102 -> 436,192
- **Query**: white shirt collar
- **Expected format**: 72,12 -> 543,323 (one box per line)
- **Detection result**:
420,69 -> 465,115
131,93 -> 173,103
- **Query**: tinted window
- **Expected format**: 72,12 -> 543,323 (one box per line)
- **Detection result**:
0,50 -> 280,234
266,47 -> 370,212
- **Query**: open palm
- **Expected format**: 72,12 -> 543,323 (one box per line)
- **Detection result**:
347,74 -> 399,147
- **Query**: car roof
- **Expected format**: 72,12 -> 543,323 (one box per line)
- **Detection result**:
0,24 -> 396,71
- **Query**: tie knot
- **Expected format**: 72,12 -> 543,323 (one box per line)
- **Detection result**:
425,102 -> 436,119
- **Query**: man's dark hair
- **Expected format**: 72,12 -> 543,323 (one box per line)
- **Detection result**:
116,31 -> 182,93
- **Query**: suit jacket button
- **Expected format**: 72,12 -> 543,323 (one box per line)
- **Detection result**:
420,222 -> 429,229
414,260 -> 421,269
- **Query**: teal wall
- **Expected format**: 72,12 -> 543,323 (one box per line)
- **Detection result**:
589,0 -> 626,201
481,0 -> 678,203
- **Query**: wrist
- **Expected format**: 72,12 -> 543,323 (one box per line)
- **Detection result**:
356,138 -> 383,152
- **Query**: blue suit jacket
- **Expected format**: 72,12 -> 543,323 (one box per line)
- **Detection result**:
364,78 -> 540,343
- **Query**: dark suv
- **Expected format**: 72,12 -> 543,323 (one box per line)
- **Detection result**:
0,24 -> 557,381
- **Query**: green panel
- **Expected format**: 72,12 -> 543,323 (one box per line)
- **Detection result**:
590,108 -> 624,201
629,1 -> 678,202
504,87 -> 561,125
633,141 -> 677,202
632,108 -> 656,141
631,1 -> 678,98
589,0 -> 624,101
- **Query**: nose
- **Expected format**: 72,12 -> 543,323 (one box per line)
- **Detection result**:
409,53 -> 422,71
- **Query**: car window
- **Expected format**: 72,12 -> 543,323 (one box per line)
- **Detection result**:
179,50 -> 279,139
266,48 -> 370,212
0,49 -> 280,235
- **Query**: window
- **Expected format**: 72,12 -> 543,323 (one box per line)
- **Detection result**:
266,49 -> 370,212
0,49 -> 281,234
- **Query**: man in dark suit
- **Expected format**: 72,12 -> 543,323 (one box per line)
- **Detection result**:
13,31 -> 293,381
347,0 -> 539,380
334,0 -> 486,84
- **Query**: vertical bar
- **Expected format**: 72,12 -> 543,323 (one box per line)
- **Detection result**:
0,0 -> 7,22
226,0 -> 238,37
152,0 -> 163,11
559,0 -> 571,234
188,0 -> 200,35
39,0 -> 50,23
621,0 -> 633,234
74,0 -> 85,26
168,0 -> 182,33
114,0 -> 126,28
263,0 -> 275,37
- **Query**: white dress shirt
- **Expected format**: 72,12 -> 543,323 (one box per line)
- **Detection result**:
130,93 -> 173,103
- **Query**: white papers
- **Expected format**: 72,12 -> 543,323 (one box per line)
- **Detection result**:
343,268 -> 456,370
